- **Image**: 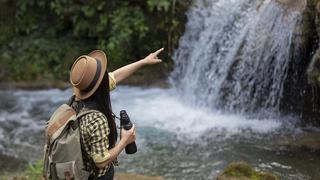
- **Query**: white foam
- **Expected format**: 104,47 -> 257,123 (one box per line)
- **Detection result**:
112,86 -> 282,138
0,86 -> 287,152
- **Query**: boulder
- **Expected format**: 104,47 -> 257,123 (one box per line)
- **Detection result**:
216,161 -> 278,180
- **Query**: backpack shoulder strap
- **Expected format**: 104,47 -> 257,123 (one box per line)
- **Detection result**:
46,104 -> 76,139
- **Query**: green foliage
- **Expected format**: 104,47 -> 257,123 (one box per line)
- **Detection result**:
0,34 -> 90,81
104,5 -> 148,64
147,0 -> 171,11
0,0 -> 189,82
24,160 -> 43,180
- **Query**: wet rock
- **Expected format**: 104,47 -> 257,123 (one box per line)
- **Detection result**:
215,161 -> 278,180
307,0 -> 320,87
279,0 -> 320,125
276,0 -> 307,11
278,132 -> 320,151
307,49 -> 320,85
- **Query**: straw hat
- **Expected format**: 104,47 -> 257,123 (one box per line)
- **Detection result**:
70,50 -> 107,100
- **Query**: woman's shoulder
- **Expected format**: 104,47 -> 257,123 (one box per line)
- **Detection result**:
80,109 -> 108,126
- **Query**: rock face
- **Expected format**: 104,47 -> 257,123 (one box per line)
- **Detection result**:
216,162 -> 278,180
277,132 -> 320,151
276,0 -> 307,11
279,0 -> 320,125
307,0 -> 320,87
307,49 -> 320,85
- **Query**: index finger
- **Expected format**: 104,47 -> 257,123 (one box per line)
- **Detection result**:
131,124 -> 135,131
154,48 -> 164,55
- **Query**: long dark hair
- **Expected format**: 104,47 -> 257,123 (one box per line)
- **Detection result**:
74,71 -> 117,148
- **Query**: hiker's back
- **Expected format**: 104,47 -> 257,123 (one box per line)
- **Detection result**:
43,104 -> 90,180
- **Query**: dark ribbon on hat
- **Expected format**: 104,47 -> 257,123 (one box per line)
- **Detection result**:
83,58 -> 102,92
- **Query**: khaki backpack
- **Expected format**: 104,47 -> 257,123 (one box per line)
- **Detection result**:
43,103 -> 98,180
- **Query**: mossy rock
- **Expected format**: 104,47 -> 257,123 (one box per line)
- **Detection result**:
216,162 -> 278,180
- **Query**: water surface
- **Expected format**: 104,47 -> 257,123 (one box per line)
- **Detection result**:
0,87 -> 319,179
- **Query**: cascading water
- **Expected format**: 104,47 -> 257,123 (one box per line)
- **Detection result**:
171,0 -> 305,115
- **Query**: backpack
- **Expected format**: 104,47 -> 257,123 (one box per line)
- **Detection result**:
43,101 -> 98,180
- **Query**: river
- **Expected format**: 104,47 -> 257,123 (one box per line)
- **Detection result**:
0,87 -> 319,179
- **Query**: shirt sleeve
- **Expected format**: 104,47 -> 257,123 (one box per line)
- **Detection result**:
108,72 -> 117,91
87,112 -> 111,163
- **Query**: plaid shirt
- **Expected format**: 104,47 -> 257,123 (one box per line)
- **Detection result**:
79,110 -> 112,177
74,72 -> 117,177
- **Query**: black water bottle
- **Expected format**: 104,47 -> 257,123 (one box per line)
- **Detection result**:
120,110 -> 137,154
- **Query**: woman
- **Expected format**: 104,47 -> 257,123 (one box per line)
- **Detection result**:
69,48 -> 164,179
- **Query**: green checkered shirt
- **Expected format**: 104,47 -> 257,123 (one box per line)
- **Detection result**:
79,110 -> 114,177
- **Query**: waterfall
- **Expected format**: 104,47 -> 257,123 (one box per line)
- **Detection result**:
170,0 -> 305,115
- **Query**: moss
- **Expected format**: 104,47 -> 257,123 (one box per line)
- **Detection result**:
216,162 -> 278,180
222,162 -> 253,177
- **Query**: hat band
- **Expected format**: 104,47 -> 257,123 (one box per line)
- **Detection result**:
83,59 -> 102,92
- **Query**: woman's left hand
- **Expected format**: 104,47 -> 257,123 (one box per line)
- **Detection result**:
112,47 -> 164,84
142,48 -> 164,65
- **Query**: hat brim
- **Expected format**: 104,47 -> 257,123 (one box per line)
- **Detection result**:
73,50 -> 108,100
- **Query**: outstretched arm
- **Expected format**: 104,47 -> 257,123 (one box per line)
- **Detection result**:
112,48 -> 164,84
